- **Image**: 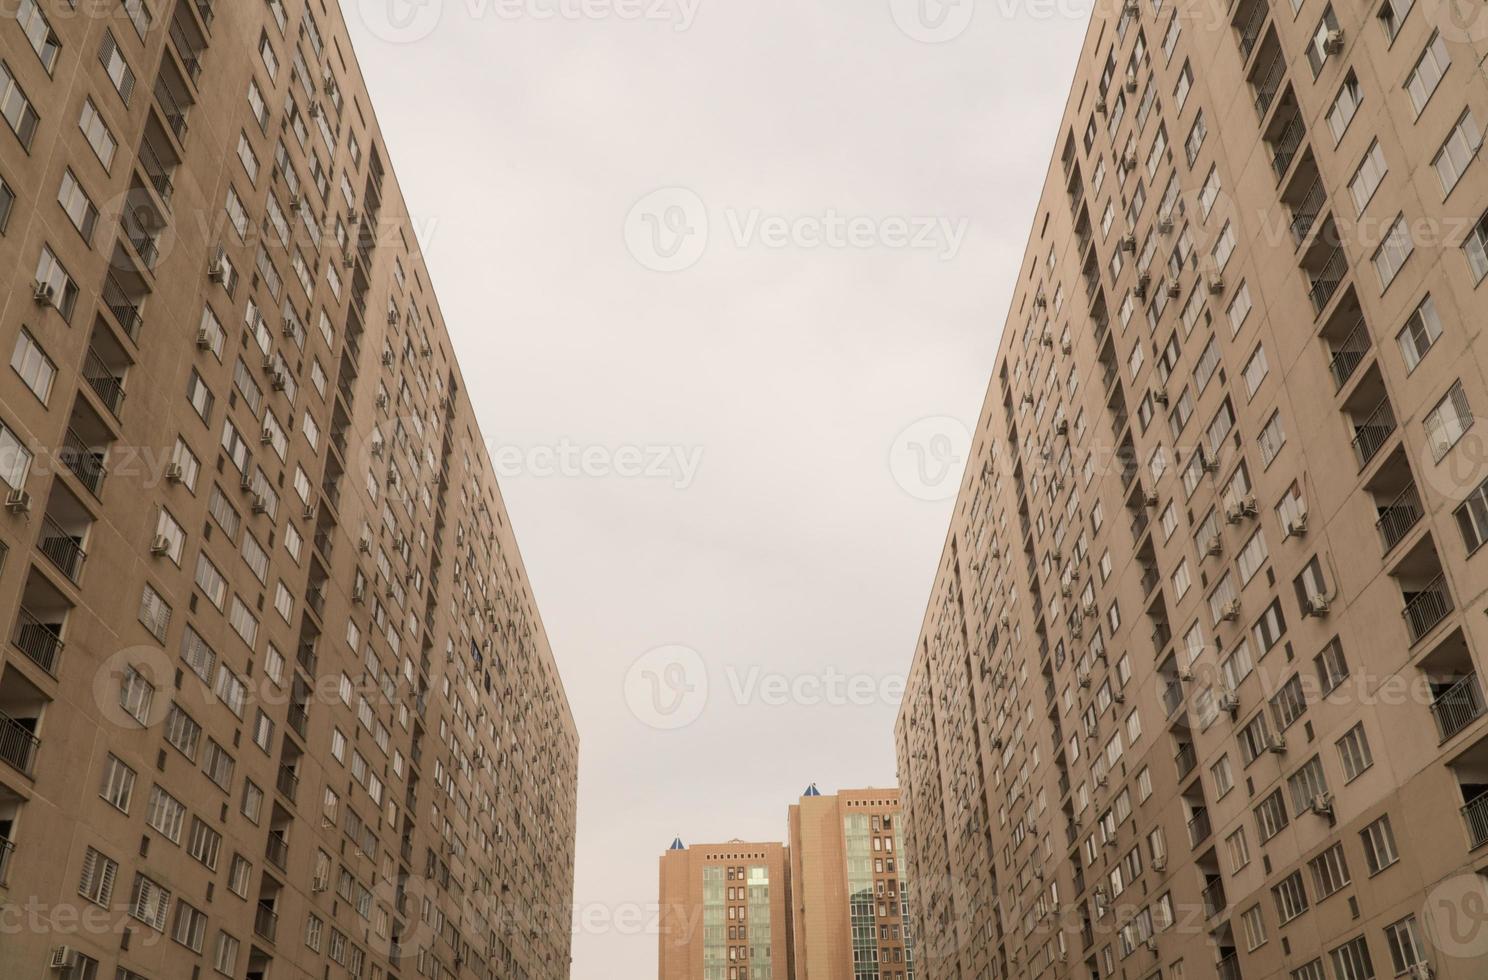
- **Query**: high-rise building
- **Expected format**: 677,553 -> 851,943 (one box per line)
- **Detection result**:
895,1 -> 1488,979
788,786 -> 914,980
659,838 -> 794,980
0,2 -> 578,979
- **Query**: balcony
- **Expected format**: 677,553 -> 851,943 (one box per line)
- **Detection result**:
1306,244 -> 1348,315
1269,111 -> 1305,180
1376,483 -> 1423,554
37,514 -> 86,584
0,714 -> 39,776
1432,674 -> 1485,742
1403,574 -> 1453,644
1350,397 -> 1396,470
253,902 -> 278,943
1217,954 -> 1242,980
0,836 -> 12,886
287,703 -> 307,739
1233,0 -> 1267,62
82,347 -> 126,419
275,765 -> 299,804
102,273 -> 145,341
264,830 -> 288,871
1288,175 -> 1326,245
1201,878 -> 1227,919
153,58 -> 193,142
1175,742 -> 1198,780
1162,680 -> 1184,717
1188,807 -> 1212,848
1326,316 -> 1370,391
1250,48 -> 1285,119
60,428 -> 107,497
10,608 -> 62,676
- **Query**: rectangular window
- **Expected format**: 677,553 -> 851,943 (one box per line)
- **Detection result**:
1435,110 -> 1482,195
0,59 -> 40,148
129,874 -> 171,931
1362,814 -> 1400,873
1406,33 -> 1450,116
1425,380 -> 1473,460
57,170 -> 100,242
35,246 -> 80,321
1349,141 -> 1388,214
10,329 -> 55,403
1272,869 -> 1309,924
78,846 -> 118,907
1329,936 -> 1376,980
1259,411 -> 1286,466
1397,295 -> 1442,372
1384,916 -> 1426,974
1326,71 -> 1362,144
98,30 -> 136,101
1309,842 -> 1351,899
15,1 -> 61,73
1306,6 -> 1340,76
100,754 -> 136,811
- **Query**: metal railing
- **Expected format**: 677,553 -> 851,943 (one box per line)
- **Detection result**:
1217,954 -> 1242,980
83,348 -> 126,417
0,837 -> 12,885
102,274 -> 144,340
136,137 -> 175,206
1431,674 -> 1484,742
1235,3 -> 1267,61
287,703 -> 308,738
1327,317 -> 1370,390
1375,484 -> 1423,554
275,765 -> 299,803
61,429 -> 106,496
0,713 -> 40,776
168,18 -> 204,83
264,831 -> 288,870
1308,248 -> 1348,313
1403,574 -> 1453,644
1162,681 -> 1184,717
1289,176 -> 1326,244
153,75 -> 191,141
1465,791 -> 1488,849
11,607 -> 62,675
1187,807 -> 1212,848
253,903 -> 278,942
38,515 -> 86,584
1350,397 -> 1396,469
1269,113 -> 1306,179
1175,743 -> 1198,780
1201,879 -> 1227,918
1251,52 -> 1285,117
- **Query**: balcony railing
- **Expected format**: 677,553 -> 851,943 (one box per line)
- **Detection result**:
253,903 -> 278,942
83,348 -> 126,418
10,607 -> 62,675
265,831 -> 288,871
1403,574 -> 1453,644
1201,879 -> 1227,918
0,713 -> 39,776
168,18 -> 204,83
1308,247 -> 1348,313
1162,681 -> 1184,717
1175,743 -> 1198,780
60,429 -> 107,497
1188,807 -> 1212,848
1350,397 -> 1396,470
1327,318 -> 1370,390
1235,4 -> 1267,61
1464,791 -> 1488,850
0,837 -> 12,885
153,75 -> 191,141
1217,954 -> 1242,980
1432,674 -> 1485,742
1289,177 -> 1326,244
287,703 -> 308,739
38,515 -> 86,584
1376,484 -> 1423,554
1269,114 -> 1306,179
136,138 -> 175,207
275,765 -> 299,803
1251,52 -> 1285,118
102,274 -> 143,340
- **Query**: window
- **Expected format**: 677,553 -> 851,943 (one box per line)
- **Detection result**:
1237,528 -> 1269,583
1241,904 -> 1267,951
1287,754 -> 1329,812
1379,0 -> 1415,38
1329,936 -> 1376,980
1326,72 -> 1363,144
1211,754 -> 1233,796
1242,344 -> 1268,399
57,170 -> 99,242
10,329 -> 54,403
1212,221 -> 1235,270
237,131 -> 260,182
1397,295 -> 1442,372
1309,841 -> 1351,899
1273,869 -> 1309,924
203,739 -> 235,790
1384,916 -> 1426,974
79,98 -> 116,167
153,508 -> 186,564
119,666 -> 155,725
194,552 -> 226,608
1173,60 -> 1192,109
170,438 -> 200,492
1184,111 -> 1207,166
1315,639 -> 1350,696
145,785 -> 185,841
1425,380 -> 1473,460
35,246 -> 80,321
214,932 -> 241,975
0,60 -> 39,148
78,846 -> 118,907
100,754 -> 136,811
1468,209 -> 1488,282
227,854 -> 251,898
173,901 -> 207,952
1253,599 -> 1287,654
1372,214 -> 1414,290
1362,814 -> 1399,873
1306,6 -> 1340,76
1434,110 -> 1482,194
98,31 -> 136,101
1349,141 -> 1387,214
1255,789 -> 1289,842
186,370 -> 214,423
165,704 -> 201,760
1406,33 -> 1450,117
1226,827 -> 1250,869
14,1 -> 61,73
187,817 -> 222,870
138,583 -> 171,642
129,873 -> 171,931
1258,411 -> 1286,466
1227,281 -> 1252,334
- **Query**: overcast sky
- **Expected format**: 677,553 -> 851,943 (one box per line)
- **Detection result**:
340,0 -> 1088,973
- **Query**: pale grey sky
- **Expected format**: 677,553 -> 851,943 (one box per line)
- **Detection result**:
339,1 -> 1088,974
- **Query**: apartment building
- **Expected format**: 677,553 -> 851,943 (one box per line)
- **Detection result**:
659,838 -> 794,980
896,0 -> 1488,979
0,2 -> 578,979
788,786 -> 915,980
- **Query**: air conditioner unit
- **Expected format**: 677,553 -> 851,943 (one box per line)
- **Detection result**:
1096,774 -> 1108,787
387,310 -> 399,326
1061,583 -> 1073,597
288,193 -> 303,211
1201,452 -> 1220,474
195,328 -> 215,349
1151,855 -> 1167,870
1239,495 -> 1258,517
1218,691 -> 1240,714
5,489 -> 31,514
1311,792 -> 1334,815
49,946 -> 79,969
1125,70 -> 1138,93
1095,98 -> 1108,115
1055,419 -> 1069,435
1144,938 -> 1158,953
1207,273 -> 1225,295
311,875 -> 329,893
1219,599 -> 1241,621
1158,216 -> 1174,233
307,99 -> 322,119
1409,964 -> 1435,980
347,209 -> 360,225
1288,512 -> 1310,536
381,352 -> 395,367
1306,593 -> 1331,617
1122,152 -> 1139,170
352,583 -> 366,604
239,473 -> 253,490
1204,534 -> 1222,556
1143,490 -> 1159,507
32,280 -> 55,305
375,393 -> 389,408
1123,0 -> 1140,12
1061,340 -> 1073,354
1113,690 -> 1126,704
1224,502 -> 1243,524
343,248 -> 355,268
1040,332 -> 1054,348
165,462 -> 185,483
207,259 -> 226,283
1034,295 -> 1048,309
1079,671 -> 1092,688
1121,233 -> 1137,253
1082,601 -> 1097,618
1268,734 -> 1289,754
271,371 -> 288,391
252,493 -> 269,514
1177,666 -> 1194,681
1323,28 -> 1345,53
1151,385 -> 1169,405
149,534 -> 171,556
260,425 -> 275,445
1165,275 -> 1182,297
1136,272 -> 1151,298
421,344 -> 433,358
358,535 -> 371,553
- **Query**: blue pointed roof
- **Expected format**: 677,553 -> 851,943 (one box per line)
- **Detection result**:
669,836 -> 685,850
804,783 -> 821,797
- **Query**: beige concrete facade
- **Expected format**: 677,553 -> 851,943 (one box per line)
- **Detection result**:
895,1 -> 1488,980
660,839 -> 794,980
0,2 -> 578,979
789,788 -> 914,980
